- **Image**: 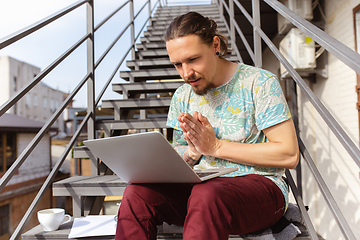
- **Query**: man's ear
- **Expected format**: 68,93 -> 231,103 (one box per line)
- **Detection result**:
213,36 -> 221,53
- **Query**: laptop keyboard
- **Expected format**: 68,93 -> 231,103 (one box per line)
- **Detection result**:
196,171 -> 219,178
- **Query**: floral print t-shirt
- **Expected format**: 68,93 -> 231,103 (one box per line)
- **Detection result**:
166,63 -> 292,208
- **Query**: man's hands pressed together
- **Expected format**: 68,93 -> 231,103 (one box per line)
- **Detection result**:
177,111 -> 221,160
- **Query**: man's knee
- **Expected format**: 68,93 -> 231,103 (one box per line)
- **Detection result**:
188,181 -> 229,208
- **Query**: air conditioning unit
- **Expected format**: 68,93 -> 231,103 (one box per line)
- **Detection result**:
278,0 -> 313,34
279,28 -> 316,77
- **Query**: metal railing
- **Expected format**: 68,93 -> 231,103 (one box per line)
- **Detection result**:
214,0 -> 360,239
1,0 -> 359,239
0,0 -> 163,239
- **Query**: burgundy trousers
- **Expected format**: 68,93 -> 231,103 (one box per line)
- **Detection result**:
115,174 -> 285,240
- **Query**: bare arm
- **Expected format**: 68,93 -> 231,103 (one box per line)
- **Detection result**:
178,111 -> 299,169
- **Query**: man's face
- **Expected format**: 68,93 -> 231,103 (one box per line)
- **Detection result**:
166,34 -> 218,95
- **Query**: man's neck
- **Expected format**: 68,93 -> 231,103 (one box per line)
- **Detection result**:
213,60 -> 239,87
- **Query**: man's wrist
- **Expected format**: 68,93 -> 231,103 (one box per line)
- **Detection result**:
184,150 -> 202,167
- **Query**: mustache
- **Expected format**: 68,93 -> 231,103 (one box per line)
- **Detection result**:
184,74 -> 199,82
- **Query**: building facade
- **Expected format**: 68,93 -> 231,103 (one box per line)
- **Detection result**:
0,56 -> 67,137
0,114 -> 70,239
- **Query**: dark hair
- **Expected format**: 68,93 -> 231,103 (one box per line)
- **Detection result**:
164,12 -> 229,58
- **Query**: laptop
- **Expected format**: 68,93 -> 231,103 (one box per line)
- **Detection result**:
83,131 -> 238,183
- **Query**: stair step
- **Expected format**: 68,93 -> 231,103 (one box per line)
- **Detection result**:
53,175 -> 128,197
157,5 -> 219,13
120,68 -> 180,82
136,42 -> 166,50
154,9 -> 220,17
112,81 -> 183,94
21,222 -> 312,240
146,20 -> 225,31
135,48 -> 169,58
126,58 -> 172,69
21,224 -> 263,240
101,97 -> 172,110
143,26 -> 229,37
97,118 -> 168,132
151,17 -> 223,27
152,13 -> 221,21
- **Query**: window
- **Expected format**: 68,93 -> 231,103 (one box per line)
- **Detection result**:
50,99 -> 55,112
0,132 -> 17,173
12,77 -> 17,91
33,94 -> 38,107
0,204 -> 10,240
43,97 -> 47,109
26,94 -> 31,108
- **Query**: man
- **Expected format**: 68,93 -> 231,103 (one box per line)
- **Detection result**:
115,12 -> 299,240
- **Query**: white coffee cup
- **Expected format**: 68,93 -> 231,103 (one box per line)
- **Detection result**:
37,208 -> 71,231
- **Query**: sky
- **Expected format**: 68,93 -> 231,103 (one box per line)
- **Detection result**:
0,0 -> 210,108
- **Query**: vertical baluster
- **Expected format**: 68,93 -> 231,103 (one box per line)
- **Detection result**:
130,0 -> 135,61
229,0 -> 235,55
219,0 -> 223,16
87,0 -> 97,176
252,0 -> 262,67
148,0 -> 152,26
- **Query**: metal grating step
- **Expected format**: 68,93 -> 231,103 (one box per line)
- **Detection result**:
146,20 -> 225,31
126,58 -> 172,70
101,97 -> 172,110
143,26 -> 229,37
119,68 -> 180,82
97,118 -> 168,132
136,42 -> 166,50
135,48 -> 169,58
112,81 -> 183,95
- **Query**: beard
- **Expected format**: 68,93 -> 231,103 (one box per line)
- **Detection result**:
192,82 -> 215,95
184,75 -> 215,96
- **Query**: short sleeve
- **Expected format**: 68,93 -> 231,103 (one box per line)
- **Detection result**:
254,76 -> 291,130
166,84 -> 189,130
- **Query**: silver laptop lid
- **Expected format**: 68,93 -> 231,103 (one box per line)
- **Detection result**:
84,131 -> 238,183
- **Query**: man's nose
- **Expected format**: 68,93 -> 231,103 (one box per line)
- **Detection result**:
183,64 -> 194,79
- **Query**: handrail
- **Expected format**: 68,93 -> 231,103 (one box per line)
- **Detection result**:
256,27 -> 360,169
256,12 -> 358,240
285,169 -> 319,240
259,2 -> 360,169
95,21 -> 132,69
9,77 -> 92,240
214,0 -> 360,239
264,0 -> 360,76
94,0 -> 130,32
298,140 -> 357,240
0,33 -> 90,192
0,0 -> 160,238
94,1 -> 131,68
218,0 -> 242,62
0,0 -> 90,50
0,33 -> 90,117
95,0 -> 161,106
0,70 -> 92,193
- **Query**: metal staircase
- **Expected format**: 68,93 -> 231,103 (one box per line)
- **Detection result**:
58,2 -> 240,219
23,3 -> 314,240
0,0 -> 359,239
